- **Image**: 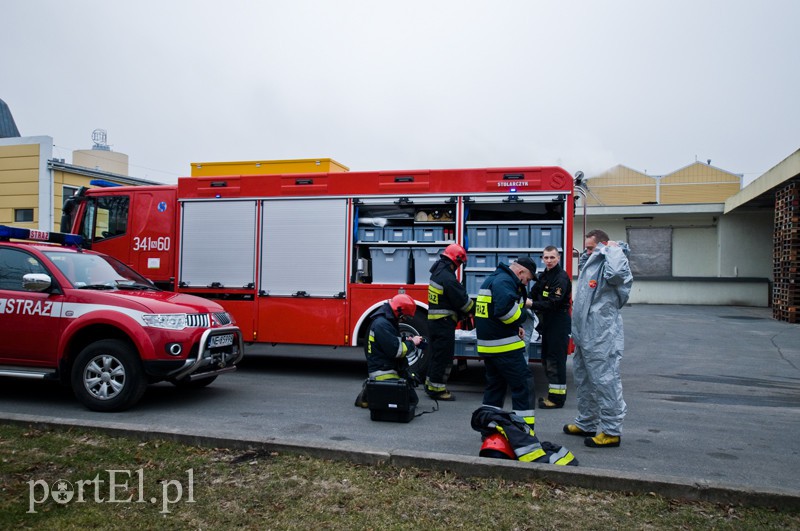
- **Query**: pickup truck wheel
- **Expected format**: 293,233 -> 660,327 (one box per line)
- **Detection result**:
171,375 -> 218,388
71,339 -> 147,412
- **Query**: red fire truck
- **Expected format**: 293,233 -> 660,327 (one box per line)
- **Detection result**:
64,166 -> 575,356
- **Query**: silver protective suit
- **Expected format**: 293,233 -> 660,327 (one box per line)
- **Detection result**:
571,242 -> 633,436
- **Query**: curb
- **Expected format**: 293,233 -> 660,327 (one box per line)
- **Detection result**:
2,413 -> 798,510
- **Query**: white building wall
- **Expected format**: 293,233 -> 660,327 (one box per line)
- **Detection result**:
673,226 -> 717,277
717,211 -> 774,279
573,207 -> 772,306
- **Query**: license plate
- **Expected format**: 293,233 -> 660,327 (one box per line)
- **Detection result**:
208,334 -> 234,348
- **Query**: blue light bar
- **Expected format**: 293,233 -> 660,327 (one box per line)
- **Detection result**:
0,225 -> 83,246
89,179 -> 122,187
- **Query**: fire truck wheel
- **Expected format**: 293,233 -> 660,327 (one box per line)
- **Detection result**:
71,339 -> 148,412
400,311 -> 430,380
171,375 -> 218,388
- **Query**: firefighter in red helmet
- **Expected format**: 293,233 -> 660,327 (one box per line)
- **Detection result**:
354,294 -> 423,408
425,244 -> 474,401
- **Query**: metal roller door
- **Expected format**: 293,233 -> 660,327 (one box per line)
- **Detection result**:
259,198 -> 348,297
179,200 -> 257,288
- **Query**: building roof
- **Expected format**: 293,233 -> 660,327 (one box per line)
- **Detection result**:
48,159 -> 163,186
584,161 -> 742,207
724,148 -> 800,213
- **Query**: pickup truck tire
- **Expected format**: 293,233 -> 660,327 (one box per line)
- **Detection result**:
71,339 -> 148,412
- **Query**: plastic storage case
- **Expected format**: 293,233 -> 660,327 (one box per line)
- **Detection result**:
413,226 -> 444,242
467,225 -> 497,248
466,271 -> 491,295
530,225 -> 563,248
454,340 -> 478,357
357,227 -> 383,242
412,247 -> 443,282
467,252 -> 496,268
384,227 -> 414,242
367,379 -> 416,422
498,225 -> 530,248
369,247 -> 411,283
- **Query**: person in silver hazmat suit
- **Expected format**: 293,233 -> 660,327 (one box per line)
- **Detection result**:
563,229 -> 633,448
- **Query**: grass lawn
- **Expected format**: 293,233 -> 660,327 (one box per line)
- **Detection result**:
1,423 -> 797,530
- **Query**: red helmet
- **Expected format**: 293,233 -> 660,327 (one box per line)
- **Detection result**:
389,294 -> 417,319
479,433 -> 516,460
442,244 -> 467,266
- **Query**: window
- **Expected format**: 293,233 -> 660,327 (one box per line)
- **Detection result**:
62,185 -> 79,207
79,195 -> 129,242
14,209 -> 34,223
626,227 -> 672,277
0,248 -> 47,291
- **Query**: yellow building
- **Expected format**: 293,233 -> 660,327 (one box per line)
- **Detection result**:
191,158 -> 349,177
584,162 -> 742,206
583,165 -> 656,206
0,136 -> 159,231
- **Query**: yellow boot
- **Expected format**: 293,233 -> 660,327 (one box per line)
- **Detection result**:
584,432 -> 621,448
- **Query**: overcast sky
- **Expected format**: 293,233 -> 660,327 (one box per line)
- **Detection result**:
3,1 -> 798,185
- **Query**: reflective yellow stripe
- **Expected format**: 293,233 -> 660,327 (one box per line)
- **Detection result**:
375,373 -> 400,381
500,304 -> 522,324
477,339 -> 526,354
518,448 -> 547,462
553,452 -> 576,465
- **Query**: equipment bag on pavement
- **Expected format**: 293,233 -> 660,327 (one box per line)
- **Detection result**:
367,379 -> 417,423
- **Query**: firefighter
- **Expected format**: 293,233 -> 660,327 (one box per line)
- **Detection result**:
425,244 -> 474,401
354,294 -> 423,408
474,257 -> 538,431
564,229 -> 633,448
529,246 -> 572,409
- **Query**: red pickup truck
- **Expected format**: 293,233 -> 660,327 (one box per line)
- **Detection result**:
0,225 -> 243,411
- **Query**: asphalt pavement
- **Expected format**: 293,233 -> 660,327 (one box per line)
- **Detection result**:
1,304 -> 799,508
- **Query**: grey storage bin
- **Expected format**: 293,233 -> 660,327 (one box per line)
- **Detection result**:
357,227 -> 383,242
531,225 -> 563,248
498,225 -> 530,248
454,340 -> 478,357
466,252 -> 496,269
384,227 -> 414,242
369,247 -> 411,284
496,252 -> 523,267
466,271 -> 491,295
412,247 -> 443,283
413,226 -> 444,242
466,225 -> 497,248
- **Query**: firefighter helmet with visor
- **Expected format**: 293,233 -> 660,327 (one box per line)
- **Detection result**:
389,294 -> 417,319
442,244 -> 467,266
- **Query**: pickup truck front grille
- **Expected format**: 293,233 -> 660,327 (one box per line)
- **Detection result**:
213,312 -> 232,325
186,314 -> 210,328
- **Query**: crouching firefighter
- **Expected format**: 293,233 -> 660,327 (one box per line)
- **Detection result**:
425,244 -> 474,401
354,294 -> 423,409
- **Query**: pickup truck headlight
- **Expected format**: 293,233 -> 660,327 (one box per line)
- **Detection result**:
142,313 -> 187,330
